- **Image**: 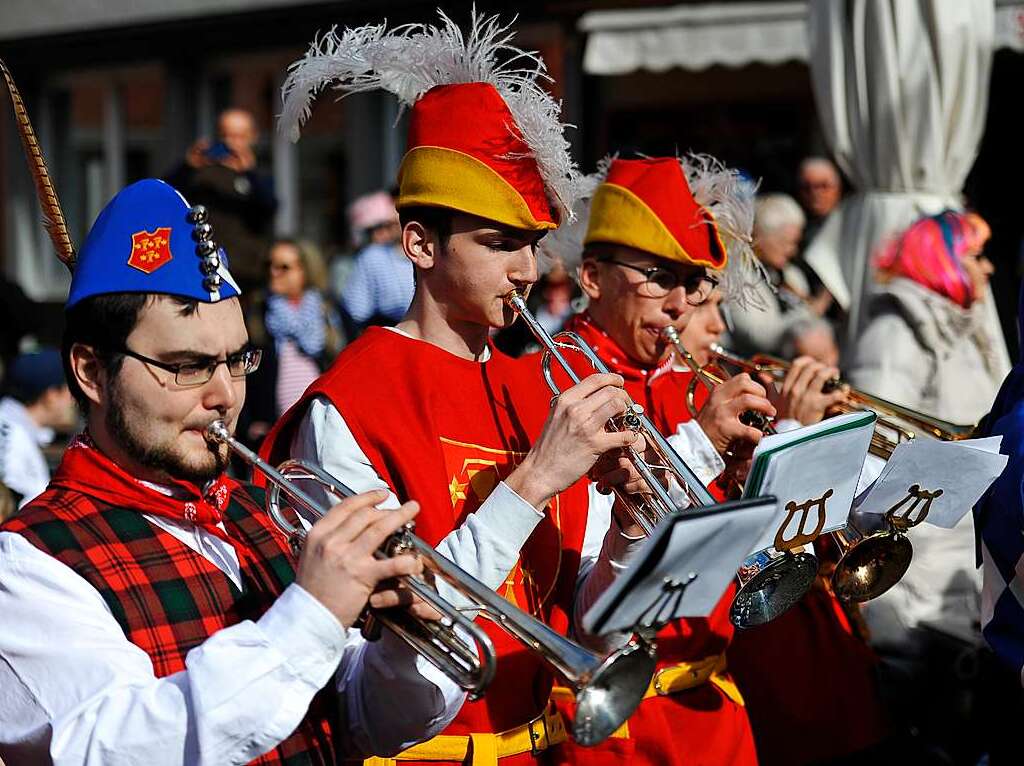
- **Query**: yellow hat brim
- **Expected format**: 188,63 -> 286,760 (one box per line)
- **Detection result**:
584,183 -> 724,268
396,146 -> 556,232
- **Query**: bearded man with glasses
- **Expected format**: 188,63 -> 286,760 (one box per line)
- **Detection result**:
0,178 -> 468,765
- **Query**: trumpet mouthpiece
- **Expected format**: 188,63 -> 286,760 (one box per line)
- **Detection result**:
205,419 -> 230,444
661,326 -> 679,342
504,290 -> 527,311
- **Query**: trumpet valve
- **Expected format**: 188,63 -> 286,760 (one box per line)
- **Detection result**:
739,410 -> 773,432
383,521 -> 417,557
621,403 -> 644,431
822,378 -> 844,394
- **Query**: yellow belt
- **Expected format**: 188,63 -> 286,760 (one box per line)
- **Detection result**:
647,654 -> 744,706
550,653 -> 743,741
363,703 -> 567,766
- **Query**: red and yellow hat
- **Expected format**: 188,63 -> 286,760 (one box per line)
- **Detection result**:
397,82 -> 557,231
280,11 -> 577,232
585,157 -> 727,268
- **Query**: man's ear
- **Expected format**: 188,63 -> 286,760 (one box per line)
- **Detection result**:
578,258 -> 602,301
402,221 -> 438,271
69,344 -> 106,408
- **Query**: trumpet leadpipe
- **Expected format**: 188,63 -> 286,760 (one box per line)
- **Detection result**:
507,291 -> 716,530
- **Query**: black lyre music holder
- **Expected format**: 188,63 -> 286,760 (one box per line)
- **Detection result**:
582,496 -> 780,638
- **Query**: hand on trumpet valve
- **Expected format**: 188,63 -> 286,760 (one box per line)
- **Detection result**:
696,373 -> 775,454
588,435 -> 655,537
763,356 -> 848,426
505,372 -> 641,511
294,490 -> 435,628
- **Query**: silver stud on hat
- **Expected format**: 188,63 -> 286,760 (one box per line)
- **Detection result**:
192,222 -> 213,242
188,204 -> 224,295
187,205 -> 209,225
200,255 -> 221,276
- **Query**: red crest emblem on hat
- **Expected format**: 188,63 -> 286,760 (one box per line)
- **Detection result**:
128,228 -> 173,274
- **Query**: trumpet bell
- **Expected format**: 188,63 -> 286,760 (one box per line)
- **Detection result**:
832,532 -> 912,603
730,550 -> 818,629
572,638 -> 657,746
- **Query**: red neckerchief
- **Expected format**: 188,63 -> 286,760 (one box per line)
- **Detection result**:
50,435 -> 252,558
564,311 -> 674,388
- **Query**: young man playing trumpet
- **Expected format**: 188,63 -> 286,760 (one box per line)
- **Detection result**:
536,156 -> 852,766
0,178 -> 467,765
262,13 -> 652,766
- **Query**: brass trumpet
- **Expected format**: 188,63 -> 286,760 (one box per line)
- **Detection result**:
506,291 -> 717,536
706,344 -> 975,453
697,344 -> 973,603
661,327 -> 818,628
206,420 -> 656,746
507,294 -> 808,628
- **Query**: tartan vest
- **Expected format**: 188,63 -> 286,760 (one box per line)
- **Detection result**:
3,483 -> 337,766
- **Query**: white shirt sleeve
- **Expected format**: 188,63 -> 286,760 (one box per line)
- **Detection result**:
667,420 -> 726,486
293,397 -> 546,612
0,531 -> 463,765
569,487 -> 647,652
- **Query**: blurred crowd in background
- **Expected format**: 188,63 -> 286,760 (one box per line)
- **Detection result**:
1,105 -> 998,521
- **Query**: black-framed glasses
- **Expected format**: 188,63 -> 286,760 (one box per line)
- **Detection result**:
115,346 -> 263,387
600,258 -> 720,305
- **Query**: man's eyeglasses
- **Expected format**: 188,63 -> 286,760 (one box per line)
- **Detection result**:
114,346 -> 263,387
600,258 -> 720,305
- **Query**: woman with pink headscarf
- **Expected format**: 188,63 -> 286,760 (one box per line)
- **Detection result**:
849,209 -> 998,424
848,209 -> 1005,763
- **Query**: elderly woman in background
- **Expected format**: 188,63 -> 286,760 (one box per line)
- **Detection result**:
723,193 -> 839,365
849,209 -> 1009,764
240,238 -> 341,447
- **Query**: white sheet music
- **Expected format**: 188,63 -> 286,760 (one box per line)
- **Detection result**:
853,436 -> 1007,529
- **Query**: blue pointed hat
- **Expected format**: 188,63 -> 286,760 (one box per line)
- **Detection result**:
67,179 -> 241,308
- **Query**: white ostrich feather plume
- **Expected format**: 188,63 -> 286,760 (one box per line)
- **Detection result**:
280,8 -> 579,221
536,153 -> 613,275
681,153 -> 766,311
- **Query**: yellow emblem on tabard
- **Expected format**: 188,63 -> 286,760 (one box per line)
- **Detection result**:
128,227 -> 173,274
439,436 -> 563,615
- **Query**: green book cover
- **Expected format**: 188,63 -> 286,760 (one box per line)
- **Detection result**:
743,411 -> 877,498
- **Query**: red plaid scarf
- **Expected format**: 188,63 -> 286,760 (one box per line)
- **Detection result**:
49,435 -> 254,559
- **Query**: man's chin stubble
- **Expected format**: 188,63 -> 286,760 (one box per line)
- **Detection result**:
106,393 -> 228,485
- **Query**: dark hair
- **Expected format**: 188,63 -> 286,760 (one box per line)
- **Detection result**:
398,206 -> 454,246
581,242 -> 619,262
4,385 -> 54,408
62,293 -> 200,412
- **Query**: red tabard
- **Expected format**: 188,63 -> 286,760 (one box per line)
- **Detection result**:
648,360 -> 889,764
261,327 -> 590,765
543,314 -> 757,766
